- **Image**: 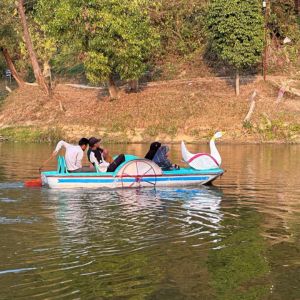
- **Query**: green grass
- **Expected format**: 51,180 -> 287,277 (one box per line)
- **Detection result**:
257,115 -> 300,142
0,127 -> 64,143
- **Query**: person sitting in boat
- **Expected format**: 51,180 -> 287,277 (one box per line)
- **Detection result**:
153,145 -> 180,171
47,138 -> 91,173
88,138 -> 113,164
88,137 -> 125,172
145,142 -> 161,160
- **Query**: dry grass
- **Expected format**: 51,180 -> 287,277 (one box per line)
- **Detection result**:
0,77 -> 299,143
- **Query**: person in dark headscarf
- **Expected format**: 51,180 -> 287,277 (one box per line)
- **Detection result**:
145,142 -> 161,160
153,145 -> 180,171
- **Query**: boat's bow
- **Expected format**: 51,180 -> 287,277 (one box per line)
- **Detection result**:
181,132 -> 223,170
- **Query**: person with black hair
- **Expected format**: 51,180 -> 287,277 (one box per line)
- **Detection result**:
145,142 -> 161,160
46,138 -> 91,172
87,137 -> 110,172
88,137 -> 125,172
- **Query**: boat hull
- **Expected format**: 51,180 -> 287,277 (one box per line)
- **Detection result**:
41,171 -> 223,189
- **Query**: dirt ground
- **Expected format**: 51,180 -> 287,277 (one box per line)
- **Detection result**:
0,76 -> 299,143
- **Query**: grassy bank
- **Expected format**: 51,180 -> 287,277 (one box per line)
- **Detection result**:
0,77 -> 299,144
1,121 -> 299,144
0,127 -> 64,143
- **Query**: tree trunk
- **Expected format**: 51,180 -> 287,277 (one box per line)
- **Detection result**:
235,69 -> 240,96
263,0 -> 269,81
295,0 -> 300,15
128,80 -> 138,92
1,47 -> 24,87
244,91 -> 257,123
108,76 -> 119,99
17,0 -> 49,95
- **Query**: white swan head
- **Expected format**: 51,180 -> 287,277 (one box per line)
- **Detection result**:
212,131 -> 223,141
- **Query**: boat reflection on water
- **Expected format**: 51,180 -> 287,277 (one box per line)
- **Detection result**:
117,187 -> 223,228
45,186 -> 224,247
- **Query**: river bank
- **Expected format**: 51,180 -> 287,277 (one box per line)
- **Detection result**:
0,76 -> 299,144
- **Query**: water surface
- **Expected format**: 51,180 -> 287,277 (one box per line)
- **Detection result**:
0,143 -> 299,299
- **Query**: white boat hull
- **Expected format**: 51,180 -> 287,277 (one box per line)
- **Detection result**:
41,158 -> 224,189
42,173 -> 222,189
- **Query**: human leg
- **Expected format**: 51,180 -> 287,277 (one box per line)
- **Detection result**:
107,154 -> 125,172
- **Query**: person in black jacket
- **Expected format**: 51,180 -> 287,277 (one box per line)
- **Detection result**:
145,142 -> 161,160
88,137 -> 125,172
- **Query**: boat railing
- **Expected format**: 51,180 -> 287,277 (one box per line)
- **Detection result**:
57,156 -> 68,174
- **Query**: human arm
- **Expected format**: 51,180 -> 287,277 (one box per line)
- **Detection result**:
89,151 -> 100,170
39,140 -> 68,171
53,140 -> 70,155
154,150 -> 173,170
102,148 -> 113,163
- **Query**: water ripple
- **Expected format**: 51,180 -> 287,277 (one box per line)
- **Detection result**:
0,144 -> 299,299
0,267 -> 37,275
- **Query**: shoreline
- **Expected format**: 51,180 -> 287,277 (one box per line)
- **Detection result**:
0,125 -> 299,145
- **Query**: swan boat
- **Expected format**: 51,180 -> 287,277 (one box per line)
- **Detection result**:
41,133 -> 224,189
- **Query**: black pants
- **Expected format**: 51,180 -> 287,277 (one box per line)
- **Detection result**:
107,154 -> 125,172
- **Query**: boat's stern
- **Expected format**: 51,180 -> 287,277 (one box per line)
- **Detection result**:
40,171 -> 52,187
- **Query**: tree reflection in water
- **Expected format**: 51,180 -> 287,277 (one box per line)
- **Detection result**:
208,208 -> 270,300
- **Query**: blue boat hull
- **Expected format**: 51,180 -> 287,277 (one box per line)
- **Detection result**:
41,156 -> 224,189
41,168 -> 224,189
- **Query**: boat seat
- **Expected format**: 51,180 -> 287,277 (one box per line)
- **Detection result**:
57,156 -> 69,174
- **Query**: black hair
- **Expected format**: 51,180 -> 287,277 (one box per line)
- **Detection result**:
78,138 -> 89,146
145,142 -> 161,160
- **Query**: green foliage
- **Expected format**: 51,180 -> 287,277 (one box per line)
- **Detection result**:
243,120 -> 254,130
0,0 -> 24,73
0,0 -> 18,49
268,0 -> 300,68
0,126 -> 64,143
84,52 -> 110,84
207,0 -> 264,70
151,0 -> 208,56
37,0 -> 159,84
1,0 -> 299,84
269,0 -> 300,43
257,115 -> 300,141
0,56 -> 6,74
0,0 -> 41,80
30,26 -> 57,66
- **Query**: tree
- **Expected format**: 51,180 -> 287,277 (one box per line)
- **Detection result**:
207,0 -> 264,96
36,0 -> 159,99
0,0 -> 24,86
0,48 -> 24,86
150,0 -> 208,56
17,0 -> 49,94
269,0 -> 300,42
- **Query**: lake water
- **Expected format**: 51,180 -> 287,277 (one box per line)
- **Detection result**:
0,143 -> 299,299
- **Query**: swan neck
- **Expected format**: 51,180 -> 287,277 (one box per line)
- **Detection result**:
181,141 -> 194,161
210,139 -> 221,165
